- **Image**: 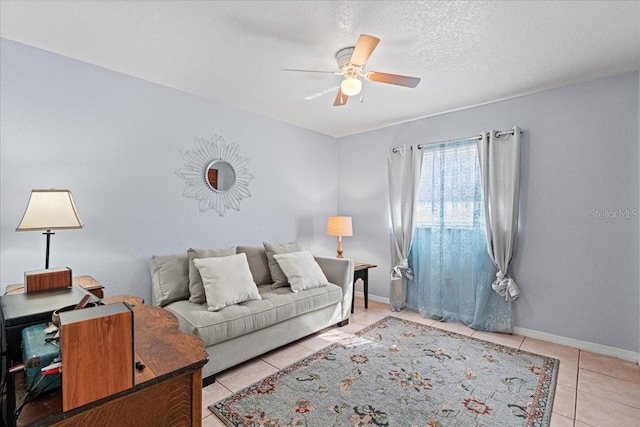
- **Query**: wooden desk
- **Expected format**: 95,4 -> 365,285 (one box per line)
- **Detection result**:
13,298 -> 208,426
5,275 -> 105,298
352,262 -> 377,313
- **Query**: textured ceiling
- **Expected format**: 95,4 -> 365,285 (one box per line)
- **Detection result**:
1,1 -> 639,138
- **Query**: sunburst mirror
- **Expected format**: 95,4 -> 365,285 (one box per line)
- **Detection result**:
176,135 -> 254,216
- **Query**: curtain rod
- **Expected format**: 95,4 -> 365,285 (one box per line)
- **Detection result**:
391,128 -> 523,153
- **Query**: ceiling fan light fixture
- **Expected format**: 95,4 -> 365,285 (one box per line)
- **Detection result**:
284,34 -> 420,106
341,77 -> 362,96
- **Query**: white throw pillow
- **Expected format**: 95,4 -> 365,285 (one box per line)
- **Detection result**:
187,247 -> 237,304
193,253 -> 262,311
273,250 -> 329,293
263,241 -> 302,288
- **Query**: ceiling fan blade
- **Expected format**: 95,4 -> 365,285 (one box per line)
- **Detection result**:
365,71 -> 421,88
333,88 -> 349,106
282,68 -> 342,75
350,34 -> 380,66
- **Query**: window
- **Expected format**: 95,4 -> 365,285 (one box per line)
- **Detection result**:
404,136 -> 513,332
415,140 -> 483,228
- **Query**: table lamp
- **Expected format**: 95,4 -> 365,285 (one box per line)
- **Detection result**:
16,189 -> 84,269
326,216 -> 353,258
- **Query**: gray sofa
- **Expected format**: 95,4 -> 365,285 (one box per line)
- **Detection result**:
149,244 -> 353,384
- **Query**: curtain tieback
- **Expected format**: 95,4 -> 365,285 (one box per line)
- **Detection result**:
392,258 -> 414,280
492,271 -> 521,302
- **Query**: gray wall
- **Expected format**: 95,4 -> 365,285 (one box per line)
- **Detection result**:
338,71 -> 639,353
0,39 -> 338,302
2,37 -> 638,354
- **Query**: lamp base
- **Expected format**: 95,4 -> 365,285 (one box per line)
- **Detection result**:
336,237 -> 344,258
25,267 -> 72,292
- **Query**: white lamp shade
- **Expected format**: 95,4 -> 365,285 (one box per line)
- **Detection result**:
340,77 -> 362,96
326,216 -> 353,237
16,189 -> 84,231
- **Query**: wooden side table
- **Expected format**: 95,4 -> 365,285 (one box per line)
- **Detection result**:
353,262 -> 377,313
5,275 -> 105,298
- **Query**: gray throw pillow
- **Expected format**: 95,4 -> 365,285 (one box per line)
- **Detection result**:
149,254 -> 189,307
263,241 -> 302,288
273,250 -> 329,293
187,247 -> 236,304
194,253 -> 262,311
236,245 -> 272,285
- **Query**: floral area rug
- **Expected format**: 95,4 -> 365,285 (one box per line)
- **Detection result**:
210,316 -> 558,426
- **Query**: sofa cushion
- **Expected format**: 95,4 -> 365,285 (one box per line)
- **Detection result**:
274,250 -> 329,293
236,245 -> 272,286
194,253 -> 262,311
149,254 -> 189,307
263,241 -> 302,288
165,283 -> 343,347
187,247 -> 236,304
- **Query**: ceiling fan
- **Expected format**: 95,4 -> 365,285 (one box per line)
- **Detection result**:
284,34 -> 421,107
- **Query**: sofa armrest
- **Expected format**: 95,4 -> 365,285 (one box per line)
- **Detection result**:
314,256 -> 354,320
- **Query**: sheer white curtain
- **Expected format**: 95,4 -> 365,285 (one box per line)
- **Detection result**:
477,126 -> 522,302
387,145 -> 423,311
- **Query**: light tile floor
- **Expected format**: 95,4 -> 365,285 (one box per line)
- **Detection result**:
202,296 -> 640,427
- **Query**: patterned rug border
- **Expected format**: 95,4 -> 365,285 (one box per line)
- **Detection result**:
210,315 -> 559,427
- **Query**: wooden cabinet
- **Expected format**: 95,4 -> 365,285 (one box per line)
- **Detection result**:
13,299 -> 208,426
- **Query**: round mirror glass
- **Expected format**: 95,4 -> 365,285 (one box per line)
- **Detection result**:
206,161 -> 236,191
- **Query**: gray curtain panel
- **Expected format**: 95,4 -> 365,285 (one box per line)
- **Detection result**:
387,145 -> 423,311
477,126 -> 522,302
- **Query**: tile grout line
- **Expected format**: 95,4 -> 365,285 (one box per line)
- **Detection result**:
576,359 -> 640,385
574,351 -> 581,424
579,366 -> 640,384
578,388 -> 640,410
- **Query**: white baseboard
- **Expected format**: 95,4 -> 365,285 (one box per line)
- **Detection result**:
354,291 -> 390,305
357,292 -> 639,365
513,326 -> 639,365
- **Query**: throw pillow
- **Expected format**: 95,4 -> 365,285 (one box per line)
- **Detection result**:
187,247 -> 236,304
273,250 -> 329,293
193,253 -> 262,312
236,245 -> 272,285
149,254 -> 189,307
263,241 -> 302,288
